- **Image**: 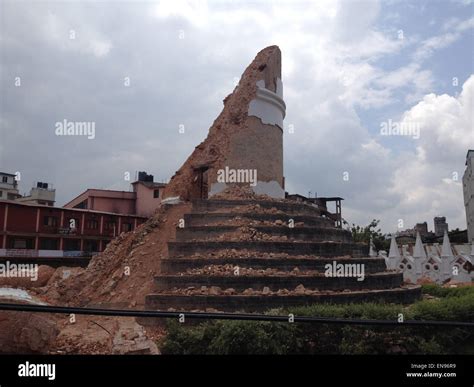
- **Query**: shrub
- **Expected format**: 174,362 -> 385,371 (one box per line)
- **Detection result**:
421,284 -> 474,299
160,285 -> 474,354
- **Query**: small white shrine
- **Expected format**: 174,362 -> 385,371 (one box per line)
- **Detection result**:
381,231 -> 473,284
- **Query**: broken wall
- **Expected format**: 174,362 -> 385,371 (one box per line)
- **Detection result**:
162,45 -> 285,201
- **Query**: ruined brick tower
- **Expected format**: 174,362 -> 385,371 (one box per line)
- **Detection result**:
163,46 -> 285,201
146,47 -> 421,313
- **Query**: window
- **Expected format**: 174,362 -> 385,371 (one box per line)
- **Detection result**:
2,176 -> 7,183
83,240 -> 99,252
86,219 -> 99,229
122,223 -> 132,232
105,221 -> 117,230
0,191 -> 2,198
39,238 -> 59,250
11,238 -> 34,249
63,239 -> 80,251
13,239 -> 27,248
43,216 -> 58,227
74,200 -> 88,209
154,189 -> 160,198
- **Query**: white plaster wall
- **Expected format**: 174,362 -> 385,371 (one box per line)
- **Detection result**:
248,78 -> 286,129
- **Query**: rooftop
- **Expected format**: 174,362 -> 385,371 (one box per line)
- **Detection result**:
132,180 -> 167,188
466,149 -> 474,164
0,171 -> 16,177
0,199 -> 146,218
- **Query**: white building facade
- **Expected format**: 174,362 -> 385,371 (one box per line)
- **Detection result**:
463,150 -> 474,243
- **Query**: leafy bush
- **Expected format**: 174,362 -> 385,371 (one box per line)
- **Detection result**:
160,285 -> 474,355
162,320 -> 300,354
421,284 -> 474,298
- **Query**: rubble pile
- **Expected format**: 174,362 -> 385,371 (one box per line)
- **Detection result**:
51,316 -> 161,355
213,203 -> 286,214
173,249 -> 331,260
162,284 -> 364,297
0,203 -> 191,354
204,217 -> 295,227
190,226 -> 289,242
184,264 -> 321,277
210,184 -> 283,202
39,202 -> 191,307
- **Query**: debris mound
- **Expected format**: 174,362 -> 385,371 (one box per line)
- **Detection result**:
210,184 -> 279,201
40,202 -> 191,307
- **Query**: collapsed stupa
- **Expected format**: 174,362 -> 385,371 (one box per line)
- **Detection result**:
163,45 -> 285,201
144,46 -> 421,313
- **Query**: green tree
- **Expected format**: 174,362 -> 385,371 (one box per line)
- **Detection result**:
350,219 -> 390,252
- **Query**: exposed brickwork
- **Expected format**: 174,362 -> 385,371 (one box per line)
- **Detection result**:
226,116 -> 283,186
162,46 -> 283,200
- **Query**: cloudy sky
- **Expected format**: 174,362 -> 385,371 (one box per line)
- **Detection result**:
0,0 -> 473,233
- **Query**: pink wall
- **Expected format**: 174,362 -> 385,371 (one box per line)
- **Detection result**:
64,186 -> 165,218
90,196 -> 135,215
64,189 -> 136,215
134,183 -> 162,218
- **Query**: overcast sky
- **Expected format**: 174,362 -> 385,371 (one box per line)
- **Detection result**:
0,0 -> 473,233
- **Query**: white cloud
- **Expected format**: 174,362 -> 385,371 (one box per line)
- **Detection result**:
1,0 -> 472,236
414,17 -> 474,61
153,0 -> 210,28
400,75 -> 474,164
380,76 -> 474,230
41,9 -> 112,58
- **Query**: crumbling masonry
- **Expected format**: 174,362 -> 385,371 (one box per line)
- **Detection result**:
163,45 -> 285,202
144,46 -> 421,312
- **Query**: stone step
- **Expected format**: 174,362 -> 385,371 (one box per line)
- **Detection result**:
168,241 -> 367,258
175,225 -> 352,243
153,272 -> 403,292
160,256 -> 388,274
183,212 -> 334,227
192,199 -> 321,215
145,286 -> 422,312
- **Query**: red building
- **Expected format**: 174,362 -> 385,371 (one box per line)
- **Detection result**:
0,200 -> 146,257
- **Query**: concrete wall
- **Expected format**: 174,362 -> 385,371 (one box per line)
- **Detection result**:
16,187 -> 56,205
0,174 -> 19,201
133,183 -> 163,218
463,152 -> 474,243
64,189 -> 136,215
89,196 -> 135,215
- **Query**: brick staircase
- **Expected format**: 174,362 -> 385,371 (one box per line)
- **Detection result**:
145,199 -> 421,312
